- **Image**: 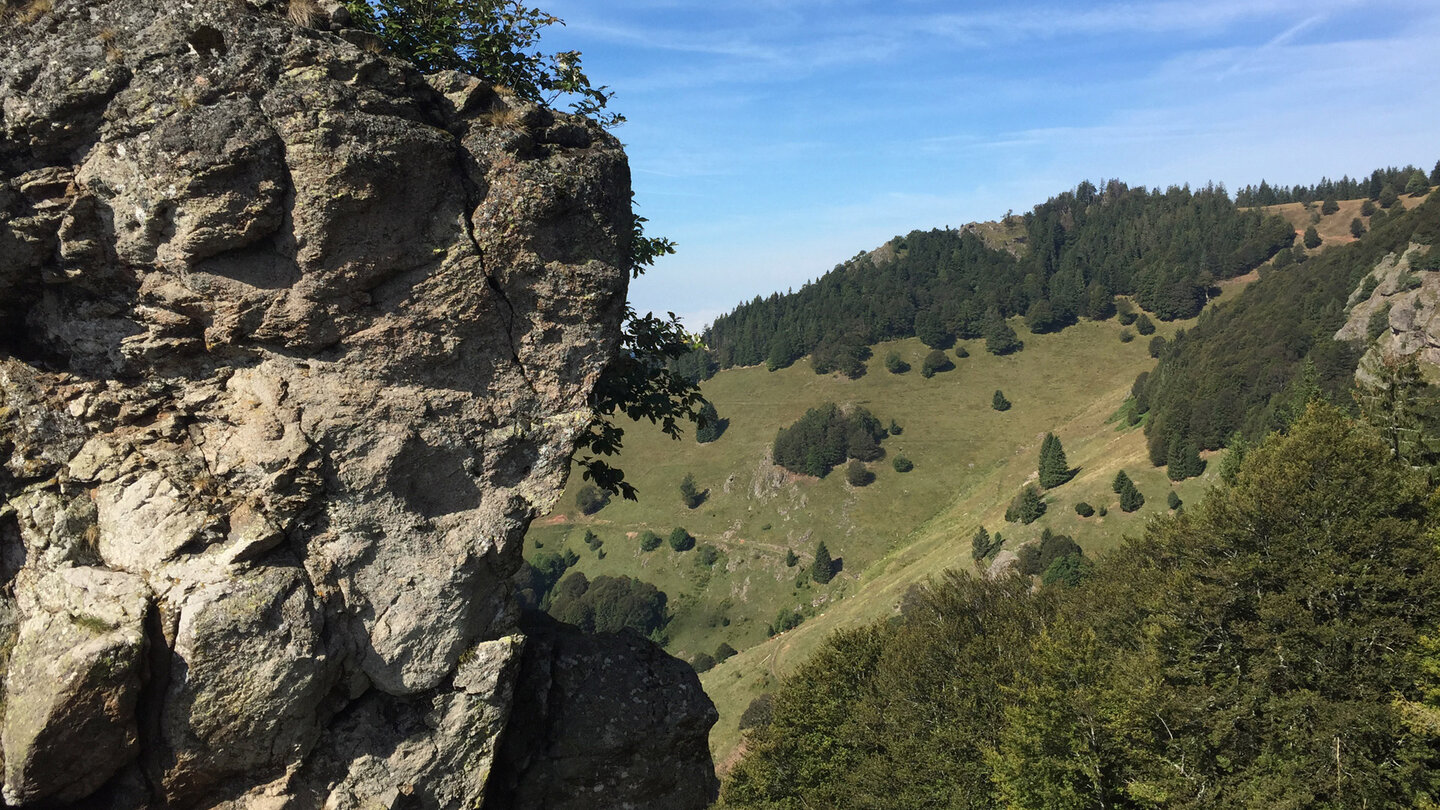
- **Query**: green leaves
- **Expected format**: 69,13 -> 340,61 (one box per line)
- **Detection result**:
342,0 -> 621,125
576,308 -> 707,500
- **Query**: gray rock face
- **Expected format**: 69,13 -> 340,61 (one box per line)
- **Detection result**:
1333,243 -> 1438,379
2,567 -> 149,805
0,0 -> 716,806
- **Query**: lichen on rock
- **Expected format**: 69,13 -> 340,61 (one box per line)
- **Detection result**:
0,0 -> 716,806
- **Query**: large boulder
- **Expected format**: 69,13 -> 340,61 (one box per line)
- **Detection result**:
0,0 -> 716,806
1,567 -> 150,805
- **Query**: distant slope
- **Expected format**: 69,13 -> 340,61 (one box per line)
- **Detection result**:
1139,188 -> 1440,465
528,171 -> 1440,770
528,306 -> 1230,766
701,180 -> 1295,371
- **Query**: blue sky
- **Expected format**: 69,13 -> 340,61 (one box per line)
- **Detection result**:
538,1 -> 1440,329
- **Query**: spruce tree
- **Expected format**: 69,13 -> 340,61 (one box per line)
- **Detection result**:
1321,197 -> 1339,215
668,527 -> 694,552
1087,283 -> 1116,320
1112,469 -> 1131,493
811,541 -> 834,584
1431,160 -> 1440,186
1119,478 -> 1145,512
1351,217 -> 1367,239
992,390 -> 1012,411
1005,485 -> 1046,524
694,400 -> 725,443
846,459 -> 874,486
1167,490 -> 1182,510
1037,433 -> 1073,488
971,527 -> 992,562
1303,226 -> 1321,249
1135,314 -> 1156,335
680,472 -> 703,508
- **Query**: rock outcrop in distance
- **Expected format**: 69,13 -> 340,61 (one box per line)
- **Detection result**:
0,0 -> 717,806
1335,242 -> 1440,380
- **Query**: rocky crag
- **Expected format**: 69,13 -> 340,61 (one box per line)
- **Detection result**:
0,0 -> 716,806
1335,242 -> 1440,380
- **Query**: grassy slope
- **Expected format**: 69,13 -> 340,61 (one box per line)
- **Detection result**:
525,196 -> 1382,767
1264,189 -> 1433,250
527,300 -> 1242,766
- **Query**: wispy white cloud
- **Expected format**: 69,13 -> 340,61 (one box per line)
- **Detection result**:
555,0 -> 1440,318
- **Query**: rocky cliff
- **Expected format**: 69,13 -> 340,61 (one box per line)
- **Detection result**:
1334,242 -> 1437,381
0,0 -> 716,806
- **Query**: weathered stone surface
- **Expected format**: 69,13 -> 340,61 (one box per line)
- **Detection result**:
157,564 -> 335,804
300,635 -> 524,809
1334,243 -> 1440,378
0,0 -> 714,806
1,566 -> 149,805
488,614 -> 720,810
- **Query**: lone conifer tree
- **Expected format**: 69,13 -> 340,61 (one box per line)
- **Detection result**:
1119,478 -> 1145,512
811,541 -> 834,584
694,400 -> 725,443
679,472 -> 703,508
1038,433 -> 1073,488
971,527 -> 992,562
1303,226 -> 1322,249
1005,485 -> 1046,524
1112,469 -> 1131,493
992,390 -> 1012,411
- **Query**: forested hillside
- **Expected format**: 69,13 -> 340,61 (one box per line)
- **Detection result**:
1234,162 -> 1438,206
697,180 -> 1295,372
1138,190 -> 1440,466
720,405 -> 1440,808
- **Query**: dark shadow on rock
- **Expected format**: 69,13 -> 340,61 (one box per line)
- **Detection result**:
485,611 -> 719,810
